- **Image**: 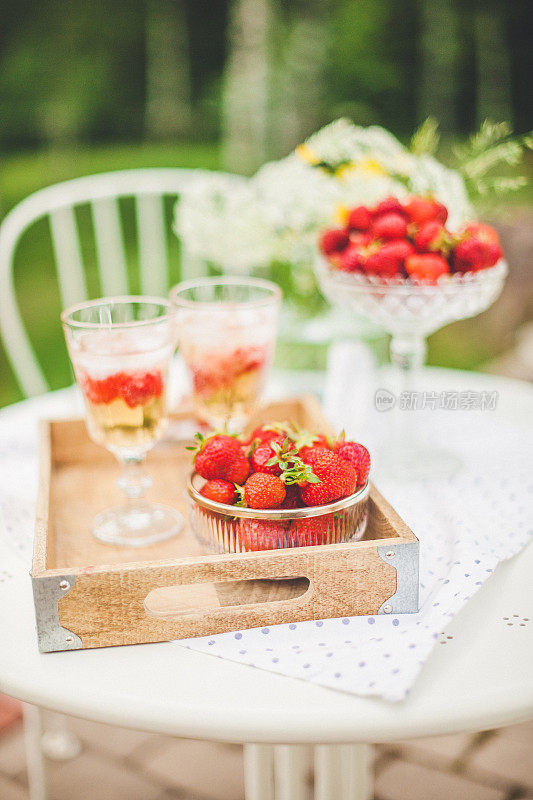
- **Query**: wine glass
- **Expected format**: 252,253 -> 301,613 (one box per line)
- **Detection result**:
170,277 -> 281,432
62,296 -> 183,546
315,257 -> 508,477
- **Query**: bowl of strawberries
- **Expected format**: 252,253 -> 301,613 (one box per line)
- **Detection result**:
186,422 -> 371,552
315,194 -> 507,337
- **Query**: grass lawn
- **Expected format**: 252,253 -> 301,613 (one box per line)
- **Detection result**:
0,140 -> 530,408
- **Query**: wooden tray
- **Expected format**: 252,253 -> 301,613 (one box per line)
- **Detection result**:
32,396 -> 419,653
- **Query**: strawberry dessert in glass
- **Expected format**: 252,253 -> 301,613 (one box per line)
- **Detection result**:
170,277 -> 281,431
62,296 -> 183,546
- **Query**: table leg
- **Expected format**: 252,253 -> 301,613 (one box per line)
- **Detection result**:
40,711 -> 81,760
23,704 -> 47,800
244,744 -> 275,800
315,744 -> 372,800
274,745 -> 308,800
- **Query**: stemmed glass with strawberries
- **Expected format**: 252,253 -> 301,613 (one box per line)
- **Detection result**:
187,422 -> 371,552
315,195 -> 507,477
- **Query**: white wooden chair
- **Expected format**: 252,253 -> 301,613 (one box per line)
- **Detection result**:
0,167 -> 213,398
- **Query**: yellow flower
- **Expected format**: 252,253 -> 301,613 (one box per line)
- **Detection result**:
335,204 -> 350,225
356,158 -> 387,176
295,143 -> 321,166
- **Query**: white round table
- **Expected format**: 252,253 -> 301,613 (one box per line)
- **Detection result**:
1,367 -> 532,800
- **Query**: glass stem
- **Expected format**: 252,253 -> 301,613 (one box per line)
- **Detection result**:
389,333 -> 427,450
116,456 -> 152,505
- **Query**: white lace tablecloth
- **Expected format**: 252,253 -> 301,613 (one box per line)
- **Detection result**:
1,357 -> 532,701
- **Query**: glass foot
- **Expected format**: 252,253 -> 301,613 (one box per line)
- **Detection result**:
92,503 -> 184,547
376,443 -> 463,482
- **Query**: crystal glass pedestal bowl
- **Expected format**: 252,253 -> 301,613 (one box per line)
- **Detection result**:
188,472 -> 370,553
315,257 -> 508,479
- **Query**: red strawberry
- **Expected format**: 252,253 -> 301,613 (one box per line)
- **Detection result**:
342,461 -> 358,496
280,484 -> 302,509
348,231 -> 372,247
83,372 -> 124,404
244,473 -> 286,509
362,245 -> 401,277
300,448 -> 351,506
289,515 -> 334,547
251,436 -> 286,475
339,244 -> 364,272
403,196 -> 445,225
373,196 -> 405,217
485,241 -> 503,267
238,519 -> 288,551
193,434 -> 244,481
199,479 -> 237,505
465,223 -> 500,244
452,238 -> 487,273
336,442 -> 371,485
120,371 -> 163,408
225,455 -> 251,484
347,206 -> 372,232
319,228 -> 350,256
379,239 -> 415,273
405,253 -> 450,283
247,425 -> 286,445
298,434 -> 330,460
372,212 -> 408,241
414,221 -> 449,253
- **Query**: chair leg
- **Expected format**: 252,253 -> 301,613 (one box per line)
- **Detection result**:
22,704 -> 47,800
40,711 -> 81,760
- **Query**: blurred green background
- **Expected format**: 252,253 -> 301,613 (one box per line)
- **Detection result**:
1,0 -> 532,407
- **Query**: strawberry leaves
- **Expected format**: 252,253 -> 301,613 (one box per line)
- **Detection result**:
266,438 -> 319,486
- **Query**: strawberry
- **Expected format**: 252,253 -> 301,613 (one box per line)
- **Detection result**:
347,206 -> 372,232
289,515 -> 334,547
279,484 -> 302,509
244,473 -> 286,509
405,253 -> 450,283
465,223 -> 500,244
336,442 -> 371,485
485,241 -> 503,267
414,221 -> 450,254
373,196 -> 405,217
82,372 -> 124,404
348,231 -> 372,247
199,479 -> 237,505
339,244 -> 364,272
319,228 -> 350,256
342,461 -> 358,496
378,239 -> 415,273
120,371 -> 163,408
225,455 -> 251,484
372,212 -> 408,241
300,447 -> 351,506
403,196 -> 445,225
191,434 -> 244,481
238,519 -> 288,551
362,245 -> 401,277
251,435 -> 286,475
452,238 -> 487,273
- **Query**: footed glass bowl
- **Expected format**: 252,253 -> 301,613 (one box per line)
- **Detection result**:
187,472 -> 370,553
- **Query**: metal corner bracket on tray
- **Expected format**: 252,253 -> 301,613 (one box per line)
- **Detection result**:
377,541 -> 419,615
32,574 -> 83,652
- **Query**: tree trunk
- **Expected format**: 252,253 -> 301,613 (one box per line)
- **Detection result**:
418,0 -> 460,133
221,0 -> 272,174
145,0 -> 192,140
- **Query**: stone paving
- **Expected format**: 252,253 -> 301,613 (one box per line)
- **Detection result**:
0,701 -> 531,799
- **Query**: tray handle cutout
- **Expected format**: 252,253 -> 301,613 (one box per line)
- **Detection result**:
144,577 -> 310,619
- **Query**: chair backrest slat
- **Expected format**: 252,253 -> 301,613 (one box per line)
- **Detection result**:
0,168 -> 226,399
136,194 -> 167,296
91,198 -> 129,296
49,207 -> 88,307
